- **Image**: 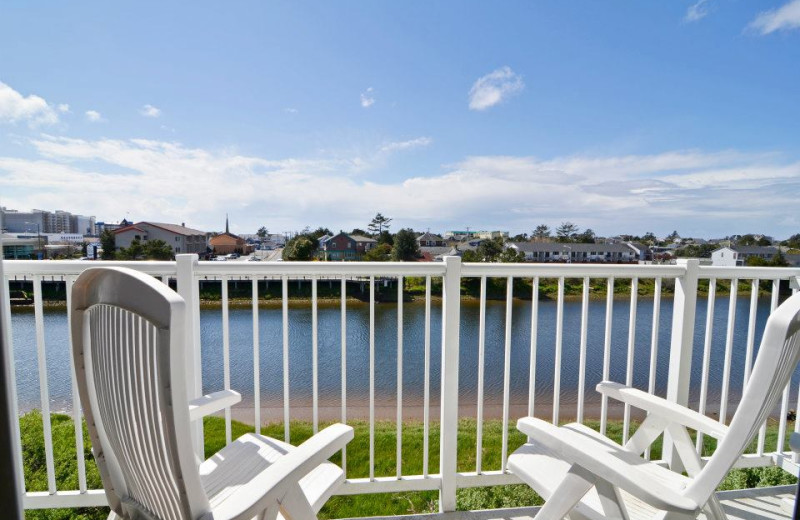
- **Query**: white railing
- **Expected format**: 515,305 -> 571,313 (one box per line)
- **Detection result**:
3,256 -> 800,513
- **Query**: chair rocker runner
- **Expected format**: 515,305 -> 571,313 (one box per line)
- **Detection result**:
71,267 -> 353,520
509,291 -> 800,520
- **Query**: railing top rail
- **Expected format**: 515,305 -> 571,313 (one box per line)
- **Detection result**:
4,259 -> 800,281
3,260 -> 177,277
193,261 -> 447,277
460,262 -> 687,278
699,265 -> 800,280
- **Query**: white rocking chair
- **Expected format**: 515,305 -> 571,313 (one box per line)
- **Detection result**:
509,291 -> 800,520
71,267 -> 353,520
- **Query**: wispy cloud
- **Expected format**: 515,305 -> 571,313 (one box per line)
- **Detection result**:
685,0 -> 711,22
139,104 -> 161,118
380,137 -> 432,153
748,0 -> 800,34
0,81 -> 59,127
468,66 -> 524,111
284,107 -> 298,114
2,135 -> 798,237
57,104 -> 71,114
85,110 -> 103,122
360,87 -> 375,108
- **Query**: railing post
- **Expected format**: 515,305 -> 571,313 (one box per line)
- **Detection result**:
663,258 -> 699,469
1,253 -> 25,517
176,254 -> 204,460
439,256 -> 461,512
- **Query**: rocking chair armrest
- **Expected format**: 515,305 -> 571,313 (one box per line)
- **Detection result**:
596,382 -> 728,440
188,390 -> 242,421
516,417 -> 700,513
212,423 -> 354,520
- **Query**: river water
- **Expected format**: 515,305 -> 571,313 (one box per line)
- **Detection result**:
10,294 -> 794,422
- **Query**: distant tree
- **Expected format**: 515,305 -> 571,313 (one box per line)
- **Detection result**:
282,236 -> 316,261
364,243 -> 392,261
575,228 -> 596,244
532,224 -> 551,241
116,238 -> 145,260
738,234 -> 757,246
771,249 -> 789,267
461,249 -> 480,262
367,213 -> 392,236
782,233 -> 800,249
257,226 -> 268,240
642,232 -> 657,245
675,244 -> 716,258
309,227 -> 332,241
377,230 -> 394,246
511,233 -> 529,242
350,228 -> 368,236
392,229 -> 420,261
476,238 -> 505,261
667,230 -> 680,242
99,229 -> 116,260
144,239 -> 174,260
498,247 -> 525,263
556,222 -> 579,243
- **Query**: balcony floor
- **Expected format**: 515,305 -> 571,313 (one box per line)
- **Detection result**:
342,486 -> 797,520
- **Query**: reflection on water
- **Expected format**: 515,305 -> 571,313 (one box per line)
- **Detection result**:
11,294 -> 792,420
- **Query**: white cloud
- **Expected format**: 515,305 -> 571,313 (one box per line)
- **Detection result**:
57,104 -> 71,113
685,0 -> 711,22
139,104 -> 161,118
360,87 -> 375,108
1,135 -> 798,237
284,107 -> 298,114
0,81 -> 59,127
468,66 -> 524,111
748,0 -> 800,34
85,110 -> 103,122
380,137 -> 432,153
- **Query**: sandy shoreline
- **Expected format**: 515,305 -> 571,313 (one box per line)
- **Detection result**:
223,399 -> 735,426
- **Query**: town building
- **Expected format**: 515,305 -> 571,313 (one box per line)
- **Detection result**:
0,234 -> 43,259
209,216 -> 253,255
508,242 -> 639,263
625,242 -> 654,262
416,232 -> 446,247
711,246 -> 779,267
443,230 -> 477,240
0,207 -> 95,235
475,230 -> 509,240
114,222 -> 208,255
319,232 -> 377,260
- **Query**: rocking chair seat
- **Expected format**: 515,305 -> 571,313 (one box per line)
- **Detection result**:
510,422 -> 690,520
201,433 -> 345,513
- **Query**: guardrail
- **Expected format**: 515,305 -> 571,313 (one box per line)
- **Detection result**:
3,256 -> 800,513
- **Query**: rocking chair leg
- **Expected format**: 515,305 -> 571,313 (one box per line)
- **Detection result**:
278,483 -> 318,520
703,494 -> 727,520
536,465 -> 597,520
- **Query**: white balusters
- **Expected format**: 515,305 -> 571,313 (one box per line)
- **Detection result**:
601,277 -> 614,436
577,277 -> 589,424
501,277 -> 513,472
476,276 -> 487,473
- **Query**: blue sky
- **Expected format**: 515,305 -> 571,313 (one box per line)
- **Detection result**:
1,1 -> 800,238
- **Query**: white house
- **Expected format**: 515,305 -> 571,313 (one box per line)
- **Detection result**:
508,242 -> 638,263
711,246 -> 778,267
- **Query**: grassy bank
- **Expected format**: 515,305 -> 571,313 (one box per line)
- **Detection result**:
20,411 -> 796,520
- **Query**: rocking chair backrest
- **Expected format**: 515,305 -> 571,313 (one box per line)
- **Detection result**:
71,267 -> 210,520
687,291 -> 800,503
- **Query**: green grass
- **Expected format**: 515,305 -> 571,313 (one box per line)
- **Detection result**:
20,412 -> 797,520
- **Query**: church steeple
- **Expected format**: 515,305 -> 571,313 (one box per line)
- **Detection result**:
225,214 -> 229,234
